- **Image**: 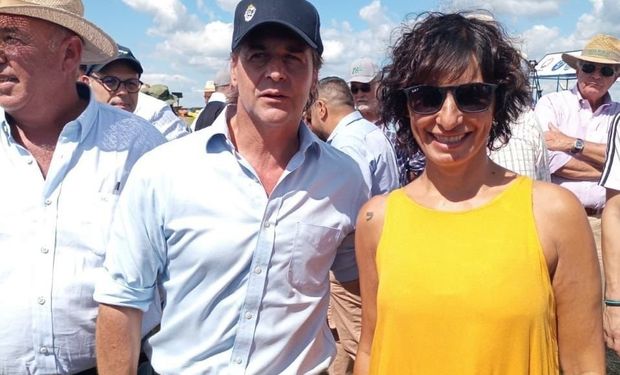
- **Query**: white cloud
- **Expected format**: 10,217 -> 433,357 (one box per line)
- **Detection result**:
521,0 -> 620,62
318,1 -> 396,80
122,0 -> 202,34
441,0 -> 564,16
359,0 -> 391,27
155,20 -> 233,67
216,0 -> 241,12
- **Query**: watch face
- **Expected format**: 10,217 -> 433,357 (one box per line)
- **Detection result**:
572,138 -> 585,154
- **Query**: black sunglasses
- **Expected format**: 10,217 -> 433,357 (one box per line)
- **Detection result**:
403,83 -> 497,115
580,63 -> 616,77
350,83 -> 372,94
91,75 -> 143,93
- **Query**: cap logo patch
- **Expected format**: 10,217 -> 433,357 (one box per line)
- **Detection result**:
244,4 -> 256,22
352,66 -> 363,75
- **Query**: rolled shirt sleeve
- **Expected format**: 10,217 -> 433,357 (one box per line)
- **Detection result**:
95,157 -> 166,312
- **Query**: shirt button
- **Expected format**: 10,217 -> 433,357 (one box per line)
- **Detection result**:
44,199 -> 52,206
264,222 -> 271,228
37,297 -> 46,305
40,247 -> 49,254
39,346 -> 48,354
234,357 -> 242,364
253,266 -> 262,275
27,158 -> 33,165
245,312 -> 253,320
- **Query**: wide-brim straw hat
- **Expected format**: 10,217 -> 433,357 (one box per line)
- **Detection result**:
0,0 -> 117,64
562,34 -> 620,69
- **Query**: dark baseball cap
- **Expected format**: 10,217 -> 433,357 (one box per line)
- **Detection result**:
231,0 -> 323,55
85,44 -> 143,75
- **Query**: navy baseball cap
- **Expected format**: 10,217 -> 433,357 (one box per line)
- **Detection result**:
85,44 -> 143,76
231,0 -> 323,55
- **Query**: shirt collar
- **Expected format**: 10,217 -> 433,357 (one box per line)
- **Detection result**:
208,92 -> 227,103
205,105 -> 321,157
326,110 -> 363,143
571,84 -> 613,110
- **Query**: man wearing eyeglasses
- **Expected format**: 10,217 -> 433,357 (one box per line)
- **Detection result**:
82,45 -> 188,141
349,57 -> 426,185
349,57 -> 381,126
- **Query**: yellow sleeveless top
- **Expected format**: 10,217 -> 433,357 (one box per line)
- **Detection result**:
370,176 -> 558,375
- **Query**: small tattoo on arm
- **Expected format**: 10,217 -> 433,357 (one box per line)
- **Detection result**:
365,211 -> 374,221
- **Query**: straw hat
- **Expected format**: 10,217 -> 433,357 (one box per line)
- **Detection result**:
562,34 -> 620,69
0,0 -> 117,64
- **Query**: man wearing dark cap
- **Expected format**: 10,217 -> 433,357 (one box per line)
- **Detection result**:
0,1 -> 165,374
94,1 -> 367,374
82,45 -> 188,140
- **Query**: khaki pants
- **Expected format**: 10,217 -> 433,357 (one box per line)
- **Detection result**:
327,272 -> 361,375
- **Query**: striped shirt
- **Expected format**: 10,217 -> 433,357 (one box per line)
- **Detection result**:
601,113 -> 620,190
490,109 -> 551,181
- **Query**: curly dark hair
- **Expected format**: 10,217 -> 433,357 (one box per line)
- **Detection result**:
380,11 -> 531,158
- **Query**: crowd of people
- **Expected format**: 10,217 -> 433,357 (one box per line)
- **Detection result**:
1,0 -> 620,374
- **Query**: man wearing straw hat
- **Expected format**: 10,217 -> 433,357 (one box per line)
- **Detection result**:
94,0 -> 367,373
535,34 -> 620,371
0,1 -> 165,374
535,34 -> 620,254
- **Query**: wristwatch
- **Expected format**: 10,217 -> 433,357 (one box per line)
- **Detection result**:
570,138 -> 585,154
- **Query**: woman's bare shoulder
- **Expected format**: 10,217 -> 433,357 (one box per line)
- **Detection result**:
357,193 -> 389,229
532,180 -> 585,219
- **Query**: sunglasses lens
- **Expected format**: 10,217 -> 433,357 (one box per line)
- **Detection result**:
351,84 -> 371,94
455,83 -> 495,112
581,63 -> 596,74
601,66 -> 615,77
407,86 -> 445,114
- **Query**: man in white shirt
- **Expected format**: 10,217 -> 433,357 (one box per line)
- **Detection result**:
82,45 -> 188,141
94,0 -> 368,374
0,1 -> 165,374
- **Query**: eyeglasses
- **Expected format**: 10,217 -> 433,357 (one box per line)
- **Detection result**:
91,75 -> 143,93
580,63 -> 616,77
350,83 -> 372,94
403,83 -> 497,115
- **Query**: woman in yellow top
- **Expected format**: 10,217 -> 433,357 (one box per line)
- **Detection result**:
354,12 -> 604,375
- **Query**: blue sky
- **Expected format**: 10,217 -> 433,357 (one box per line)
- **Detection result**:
83,0 -> 620,107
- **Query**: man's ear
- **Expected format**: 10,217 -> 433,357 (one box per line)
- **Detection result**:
230,54 -> 239,88
78,75 -> 90,85
317,100 -> 328,121
62,35 -> 83,74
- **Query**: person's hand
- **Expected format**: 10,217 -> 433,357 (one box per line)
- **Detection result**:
544,123 -> 575,152
604,306 -> 620,355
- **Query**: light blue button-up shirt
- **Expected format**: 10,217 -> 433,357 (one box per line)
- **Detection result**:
0,84 -> 165,374
95,108 -> 369,374
134,92 -> 189,140
327,110 -> 399,194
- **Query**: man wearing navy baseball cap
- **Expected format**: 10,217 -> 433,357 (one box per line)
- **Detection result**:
81,45 -> 188,141
95,1 -> 368,374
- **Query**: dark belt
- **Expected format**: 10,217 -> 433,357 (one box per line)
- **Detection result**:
585,206 -> 603,216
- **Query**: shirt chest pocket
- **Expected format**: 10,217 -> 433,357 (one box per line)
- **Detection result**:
60,192 -> 120,257
288,222 -> 342,294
